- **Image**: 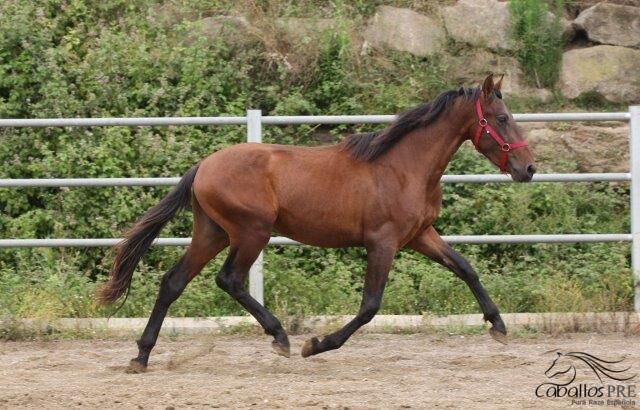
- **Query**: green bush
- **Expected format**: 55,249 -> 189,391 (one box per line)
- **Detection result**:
509,0 -> 564,88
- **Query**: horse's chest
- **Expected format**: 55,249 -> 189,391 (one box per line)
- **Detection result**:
415,187 -> 442,229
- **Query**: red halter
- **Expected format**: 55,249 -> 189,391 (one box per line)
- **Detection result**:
472,98 -> 528,173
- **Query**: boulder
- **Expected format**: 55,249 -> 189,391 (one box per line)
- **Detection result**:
523,124 -> 630,173
523,125 -> 575,172
561,125 -> 629,173
442,0 -> 513,51
362,6 -> 445,56
559,45 -> 640,103
574,3 -> 640,48
443,51 -> 552,101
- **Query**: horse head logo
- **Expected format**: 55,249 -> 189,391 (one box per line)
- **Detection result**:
545,351 -> 635,386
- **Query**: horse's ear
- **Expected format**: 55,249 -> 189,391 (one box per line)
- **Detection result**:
494,74 -> 504,91
482,74 -> 494,98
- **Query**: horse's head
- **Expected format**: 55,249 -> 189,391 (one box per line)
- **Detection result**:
544,352 -> 577,385
543,351 -> 636,385
466,74 -> 536,182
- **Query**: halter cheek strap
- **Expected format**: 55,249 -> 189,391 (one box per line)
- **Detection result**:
472,99 -> 528,173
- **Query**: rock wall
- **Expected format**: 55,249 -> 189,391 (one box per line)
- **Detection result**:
174,1 -> 638,172
186,0 -> 639,105
560,3 -> 640,103
361,0 -> 640,104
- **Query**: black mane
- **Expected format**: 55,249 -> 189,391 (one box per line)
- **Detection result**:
343,87 -> 483,161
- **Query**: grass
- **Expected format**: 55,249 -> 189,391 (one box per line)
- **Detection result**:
4,312 -> 637,342
509,0 -> 564,88
0,317 -> 135,342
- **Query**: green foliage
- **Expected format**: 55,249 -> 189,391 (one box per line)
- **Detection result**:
0,0 -> 632,322
509,0 -> 564,88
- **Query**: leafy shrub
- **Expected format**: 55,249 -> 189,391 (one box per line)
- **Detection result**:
509,0 -> 564,88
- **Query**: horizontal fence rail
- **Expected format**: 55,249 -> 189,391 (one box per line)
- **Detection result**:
0,116 -> 248,127
0,112 -> 630,128
1,108 -> 638,309
0,173 -> 631,187
0,234 -> 632,249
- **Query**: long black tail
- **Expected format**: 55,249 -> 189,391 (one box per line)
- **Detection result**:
98,164 -> 200,304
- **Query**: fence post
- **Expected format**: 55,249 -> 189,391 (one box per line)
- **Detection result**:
246,109 -> 264,305
631,106 -> 640,312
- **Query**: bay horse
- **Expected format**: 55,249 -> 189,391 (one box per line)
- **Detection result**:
99,74 -> 536,372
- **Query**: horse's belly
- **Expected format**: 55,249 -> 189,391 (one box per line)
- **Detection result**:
273,208 -> 363,248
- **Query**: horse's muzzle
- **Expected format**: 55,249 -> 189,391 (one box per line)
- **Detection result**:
511,163 -> 536,182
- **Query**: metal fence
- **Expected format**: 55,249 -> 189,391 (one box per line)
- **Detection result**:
1,108 -> 639,310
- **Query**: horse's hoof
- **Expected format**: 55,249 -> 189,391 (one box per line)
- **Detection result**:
489,327 -> 508,345
125,358 -> 147,374
301,337 -> 320,358
271,340 -> 291,358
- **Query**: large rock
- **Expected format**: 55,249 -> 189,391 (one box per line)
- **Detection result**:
561,126 -> 630,173
559,46 -> 640,103
362,6 -> 445,56
524,125 -> 574,172
574,3 -> 640,48
523,124 -> 630,173
443,51 -> 552,101
442,0 -> 513,51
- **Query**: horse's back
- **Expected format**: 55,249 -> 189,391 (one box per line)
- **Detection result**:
193,143 -> 347,192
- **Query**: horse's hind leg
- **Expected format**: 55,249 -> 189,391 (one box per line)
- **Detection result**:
407,226 -> 507,344
215,232 -> 290,357
128,199 -> 229,372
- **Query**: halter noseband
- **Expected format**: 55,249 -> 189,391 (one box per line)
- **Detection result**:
472,98 -> 528,173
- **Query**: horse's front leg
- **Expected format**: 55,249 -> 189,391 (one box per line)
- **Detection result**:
301,243 -> 396,357
407,226 -> 507,343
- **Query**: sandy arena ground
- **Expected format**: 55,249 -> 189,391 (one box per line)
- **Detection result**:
1,332 -> 639,409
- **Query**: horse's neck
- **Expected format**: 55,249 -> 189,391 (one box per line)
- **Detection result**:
382,118 -> 468,188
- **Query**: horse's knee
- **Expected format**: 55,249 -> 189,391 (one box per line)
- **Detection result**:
359,300 -> 380,324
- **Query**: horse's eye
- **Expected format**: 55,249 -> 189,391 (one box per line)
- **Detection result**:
497,115 -> 508,125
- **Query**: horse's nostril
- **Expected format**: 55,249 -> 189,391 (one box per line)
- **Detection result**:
526,164 -> 537,177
